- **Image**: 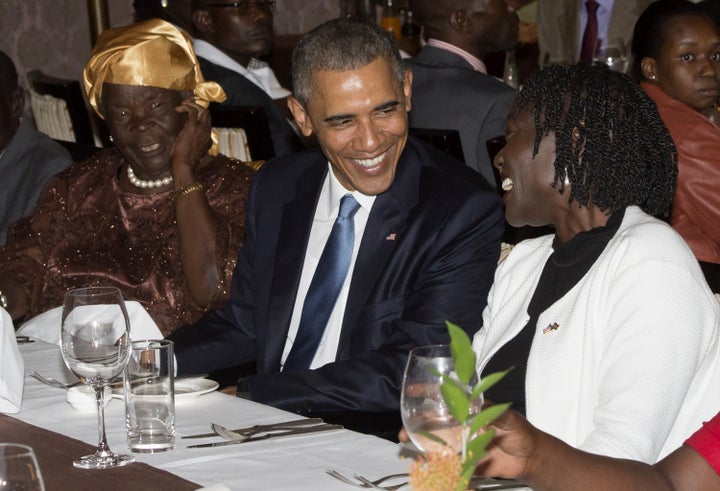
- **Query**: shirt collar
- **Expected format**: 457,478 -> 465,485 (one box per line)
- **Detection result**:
426,38 -> 487,74
325,162 -> 376,216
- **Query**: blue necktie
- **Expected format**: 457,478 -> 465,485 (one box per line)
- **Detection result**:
283,194 -> 361,370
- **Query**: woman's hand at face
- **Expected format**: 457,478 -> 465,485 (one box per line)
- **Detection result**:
170,99 -> 212,174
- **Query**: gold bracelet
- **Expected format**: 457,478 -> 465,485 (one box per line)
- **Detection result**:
171,182 -> 204,203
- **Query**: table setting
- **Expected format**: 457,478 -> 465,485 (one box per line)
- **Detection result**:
2,288 -> 531,490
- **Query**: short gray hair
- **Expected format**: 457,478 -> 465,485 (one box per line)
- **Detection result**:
291,17 -> 406,106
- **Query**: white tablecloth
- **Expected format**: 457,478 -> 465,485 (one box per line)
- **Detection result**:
14,340 -> 410,490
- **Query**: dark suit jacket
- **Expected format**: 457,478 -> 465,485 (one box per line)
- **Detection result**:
198,57 -> 304,158
168,136 -> 505,414
407,46 -> 516,189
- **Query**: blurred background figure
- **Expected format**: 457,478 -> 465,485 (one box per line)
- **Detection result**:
0,50 -> 72,246
407,0 -> 519,189
632,0 -> 720,292
0,20 -> 255,334
537,0 -> 654,68
190,0 -> 305,156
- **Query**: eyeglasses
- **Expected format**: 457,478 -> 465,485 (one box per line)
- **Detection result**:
203,1 -> 276,14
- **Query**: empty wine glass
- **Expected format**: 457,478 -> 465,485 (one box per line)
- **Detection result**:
593,38 -> 629,73
0,444 -> 45,490
400,345 -> 482,454
60,286 -> 134,469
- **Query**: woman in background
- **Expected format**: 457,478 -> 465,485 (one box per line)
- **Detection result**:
0,19 -> 256,334
632,0 -> 720,291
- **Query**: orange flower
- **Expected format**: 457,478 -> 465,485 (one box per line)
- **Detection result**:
408,447 -> 464,491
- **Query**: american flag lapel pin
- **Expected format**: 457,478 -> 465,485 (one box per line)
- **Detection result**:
543,322 -> 559,334
385,233 -> 396,241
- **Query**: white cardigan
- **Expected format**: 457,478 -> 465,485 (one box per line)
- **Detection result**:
474,206 -> 720,462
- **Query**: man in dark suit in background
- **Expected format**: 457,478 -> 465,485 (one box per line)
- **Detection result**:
407,0 -> 519,189
190,0 -> 303,157
168,18 -> 504,425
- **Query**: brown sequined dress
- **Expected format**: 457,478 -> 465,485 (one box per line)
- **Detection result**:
1,148 -> 255,335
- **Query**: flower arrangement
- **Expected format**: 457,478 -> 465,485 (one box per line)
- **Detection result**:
408,322 -> 511,491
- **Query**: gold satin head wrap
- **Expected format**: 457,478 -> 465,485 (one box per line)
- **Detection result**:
83,18 -> 226,118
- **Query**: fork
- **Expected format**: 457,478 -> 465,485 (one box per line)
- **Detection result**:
29,371 -> 83,390
325,469 -> 408,489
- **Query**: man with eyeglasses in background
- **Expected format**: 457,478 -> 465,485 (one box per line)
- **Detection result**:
191,0 -> 304,157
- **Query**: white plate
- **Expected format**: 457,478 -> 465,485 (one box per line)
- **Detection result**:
111,378 -> 219,400
174,378 -> 219,400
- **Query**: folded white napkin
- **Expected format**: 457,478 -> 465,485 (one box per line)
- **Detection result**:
17,300 -> 163,345
0,307 -> 24,413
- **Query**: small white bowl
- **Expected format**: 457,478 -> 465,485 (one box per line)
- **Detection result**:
66,385 -> 112,413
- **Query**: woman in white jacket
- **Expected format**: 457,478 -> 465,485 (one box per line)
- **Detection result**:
476,62 -> 720,464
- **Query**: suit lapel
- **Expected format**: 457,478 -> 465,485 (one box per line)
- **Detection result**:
264,161 -> 327,367
337,140 -> 422,354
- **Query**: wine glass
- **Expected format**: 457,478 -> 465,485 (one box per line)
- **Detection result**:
400,345 -> 483,454
593,38 -> 629,73
0,444 -> 45,490
60,286 -> 134,469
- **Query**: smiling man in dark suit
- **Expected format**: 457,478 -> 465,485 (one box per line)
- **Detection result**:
168,17 -> 504,422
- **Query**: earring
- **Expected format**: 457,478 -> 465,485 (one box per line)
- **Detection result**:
161,0 -> 168,7
563,168 -> 570,187
109,135 -> 114,142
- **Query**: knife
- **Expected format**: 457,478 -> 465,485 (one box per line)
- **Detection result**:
182,417 -> 325,439
109,374 -> 209,388
187,424 -> 344,448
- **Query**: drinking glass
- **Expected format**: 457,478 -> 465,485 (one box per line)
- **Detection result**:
0,444 -> 44,490
593,38 -> 629,73
125,339 -> 176,453
400,345 -> 482,454
60,286 -> 134,469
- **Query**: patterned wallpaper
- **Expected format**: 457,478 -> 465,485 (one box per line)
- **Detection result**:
0,0 -> 340,98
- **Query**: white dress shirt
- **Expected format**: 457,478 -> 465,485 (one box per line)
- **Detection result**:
577,0 -> 615,53
192,39 -> 291,100
281,165 -> 376,370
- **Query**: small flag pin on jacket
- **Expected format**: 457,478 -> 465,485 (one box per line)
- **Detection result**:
543,322 -> 559,334
385,233 -> 396,241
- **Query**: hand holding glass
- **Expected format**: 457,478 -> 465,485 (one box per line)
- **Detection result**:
60,286 -> 134,469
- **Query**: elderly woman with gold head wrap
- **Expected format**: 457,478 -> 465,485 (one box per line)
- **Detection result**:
0,19 -> 257,334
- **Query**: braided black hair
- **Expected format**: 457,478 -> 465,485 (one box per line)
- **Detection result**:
514,63 -> 677,218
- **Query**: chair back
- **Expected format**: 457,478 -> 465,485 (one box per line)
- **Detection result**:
210,105 -> 275,161
409,127 -> 465,164
26,70 -> 96,146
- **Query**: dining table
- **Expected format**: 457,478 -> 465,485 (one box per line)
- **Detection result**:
10,339 -> 413,490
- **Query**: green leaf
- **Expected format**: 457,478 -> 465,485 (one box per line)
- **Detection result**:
440,379 -> 470,423
456,470 -> 472,491
469,402 -> 512,436
473,367 -> 513,396
415,430 -> 448,447
447,321 -> 476,386
464,428 -> 495,469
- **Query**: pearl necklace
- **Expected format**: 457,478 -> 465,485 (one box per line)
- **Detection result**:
126,166 -> 173,189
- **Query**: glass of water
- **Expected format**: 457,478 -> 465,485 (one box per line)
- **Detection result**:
0,444 -> 44,490
125,339 -> 175,452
